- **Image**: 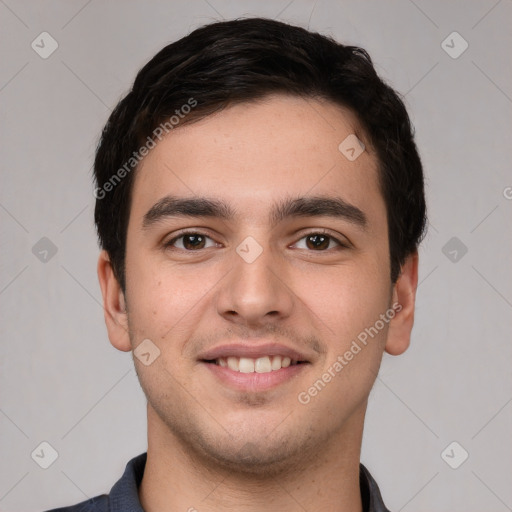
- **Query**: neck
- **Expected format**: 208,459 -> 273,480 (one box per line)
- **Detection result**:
139,404 -> 365,512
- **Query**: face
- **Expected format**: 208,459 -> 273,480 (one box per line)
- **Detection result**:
99,94 -> 417,475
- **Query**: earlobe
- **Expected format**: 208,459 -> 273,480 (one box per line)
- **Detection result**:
385,252 -> 419,356
97,250 -> 132,352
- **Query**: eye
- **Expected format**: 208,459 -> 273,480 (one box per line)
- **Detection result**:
164,230 -> 348,252
293,232 -> 346,251
166,232 -> 218,251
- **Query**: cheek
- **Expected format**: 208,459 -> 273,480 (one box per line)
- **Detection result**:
125,254 -> 223,342
296,267 -> 390,415
295,259 -> 391,347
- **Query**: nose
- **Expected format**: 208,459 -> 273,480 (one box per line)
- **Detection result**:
215,239 -> 294,328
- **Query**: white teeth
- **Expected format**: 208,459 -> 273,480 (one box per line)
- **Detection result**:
255,356 -> 271,373
227,356 -> 239,371
271,355 -> 282,370
215,355 -> 299,373
239,357 -> 255,373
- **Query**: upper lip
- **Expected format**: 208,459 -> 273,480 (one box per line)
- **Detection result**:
198,342 -> 311,362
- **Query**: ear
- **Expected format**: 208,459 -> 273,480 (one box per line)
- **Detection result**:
97,250 -> 132,352
385,252 -> 419,356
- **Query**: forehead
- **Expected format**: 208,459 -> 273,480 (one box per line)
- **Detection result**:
129,94 -> 384,229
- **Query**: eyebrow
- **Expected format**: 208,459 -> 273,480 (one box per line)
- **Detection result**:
142,194 -> 367,230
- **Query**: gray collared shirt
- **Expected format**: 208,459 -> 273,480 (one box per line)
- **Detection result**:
45,452 -> 391,512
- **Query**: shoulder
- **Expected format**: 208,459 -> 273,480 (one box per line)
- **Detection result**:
41,452 -> 147,512
360,463 -> 392,512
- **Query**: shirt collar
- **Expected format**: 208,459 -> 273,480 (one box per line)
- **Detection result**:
109,453 -> 390,512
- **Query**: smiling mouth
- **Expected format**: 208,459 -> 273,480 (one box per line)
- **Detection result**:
202,355 -> 308,374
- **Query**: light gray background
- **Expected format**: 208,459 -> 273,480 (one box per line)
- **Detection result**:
1,1 -> 511,511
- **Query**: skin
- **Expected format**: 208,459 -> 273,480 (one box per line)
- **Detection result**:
98,94 -> 418,512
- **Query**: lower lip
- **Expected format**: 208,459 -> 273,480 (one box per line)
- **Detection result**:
201,361 -> 308,392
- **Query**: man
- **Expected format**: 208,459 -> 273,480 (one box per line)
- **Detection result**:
47,17 -> 426,512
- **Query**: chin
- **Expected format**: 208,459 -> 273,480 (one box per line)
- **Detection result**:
202,438 -> 304,477
171,418 -> 307,478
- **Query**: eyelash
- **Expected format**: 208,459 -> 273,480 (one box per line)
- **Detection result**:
164,229 -> 349,252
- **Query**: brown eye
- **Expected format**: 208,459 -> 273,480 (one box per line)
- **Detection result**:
293,232 -> 343,251
167,232 -> 216,250
292,230 -> 351,253
182,234 -> 206,250
305,234 -> 331,250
